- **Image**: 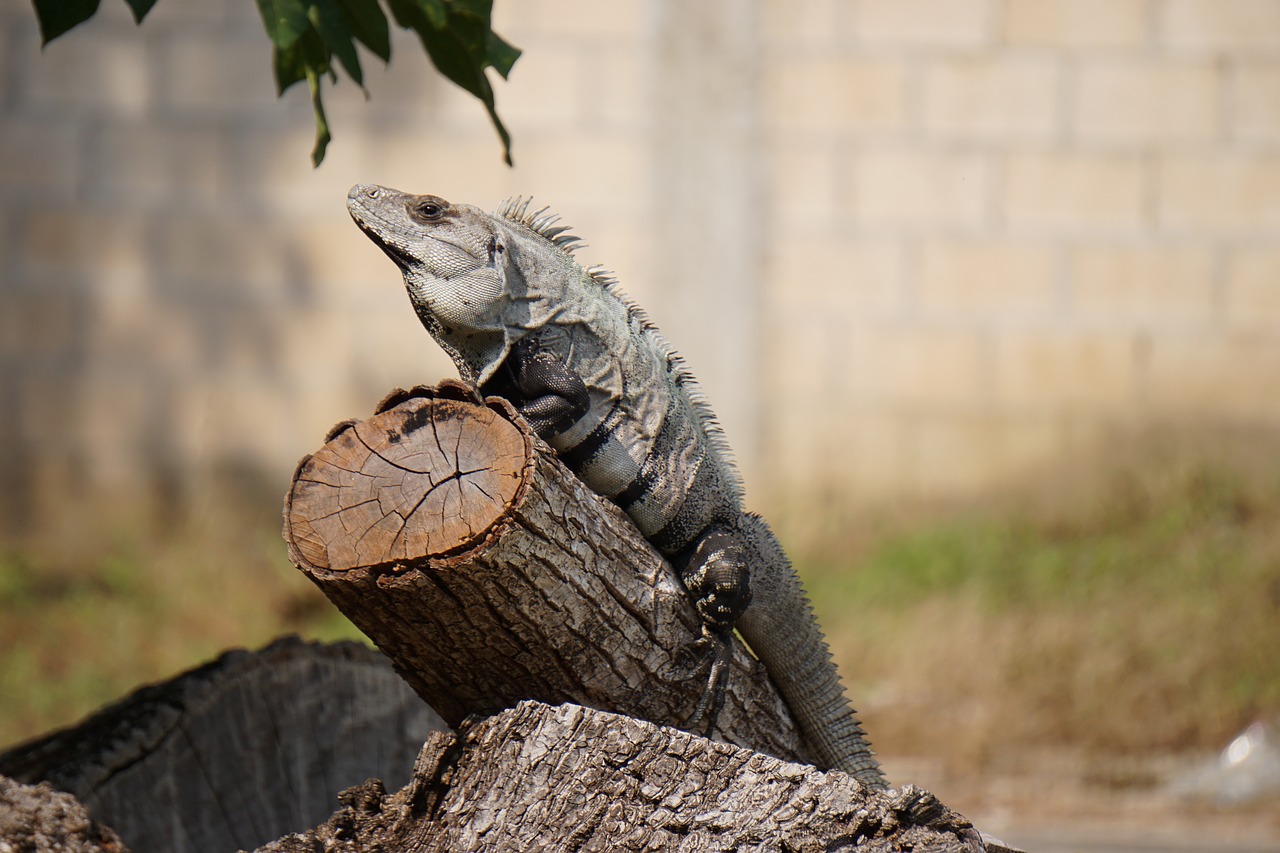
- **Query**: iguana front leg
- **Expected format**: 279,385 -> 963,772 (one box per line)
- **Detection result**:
482,336 -> 590,438
675,524 -> 752,737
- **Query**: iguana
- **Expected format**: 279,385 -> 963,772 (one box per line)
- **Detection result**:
346,183 -> 886,789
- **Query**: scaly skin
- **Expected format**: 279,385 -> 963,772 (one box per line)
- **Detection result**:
346,183 -> 886,788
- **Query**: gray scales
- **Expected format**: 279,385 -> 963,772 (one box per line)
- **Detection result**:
346,184 -> 886,790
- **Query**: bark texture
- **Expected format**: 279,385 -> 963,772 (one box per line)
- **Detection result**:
0,637 -> 447,853
256,700 -> 984,853
0,775 -> 126,853
283,382 -> 810,765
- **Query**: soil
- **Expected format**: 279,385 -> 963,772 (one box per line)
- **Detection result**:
882,750 -> 1280,852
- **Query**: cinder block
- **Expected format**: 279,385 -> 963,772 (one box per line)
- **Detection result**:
764,317 -> 837,396
917,239 -> 1058,317
1225,248 -> 1280,331
853,148 -> 990,228
84,122 -> 224,205
0,118 -> 80,196
0,287 -> 79,358
1146,335 -> 1280,420
157,31 -> 280,116
762,406 -> 913,503
1233,61 -> 1280,142
764,56 -> 907,134
512,133 -> 651,210
766,235 -> 903,319
504,0 -> 647,40
909,413 -> 1000,497
16,30 -> 151,116
1162,0 -> 1280,50
22,210 -> 149,278
846,326 -> 989,405
995,331 -> 1138,409
1159,154 -> 1280,233
770,141 -> 842,221
1003,0 -> 1148,48
154,214 -> 287,291
491,50 -> 586,128
581,49 -> 649,128
922,56 -> 1060,140
1003,150 -> 1146,231
761,0 -> 844,46
1072,245 -> 1216,324
1074,59 -> 1219,143
853,0 -> 991,47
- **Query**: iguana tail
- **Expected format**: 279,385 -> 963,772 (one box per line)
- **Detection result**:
734,512 -> 887,790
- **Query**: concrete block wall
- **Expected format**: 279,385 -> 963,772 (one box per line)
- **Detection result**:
1,0 -> 1278,535
759,0 -> 1280,502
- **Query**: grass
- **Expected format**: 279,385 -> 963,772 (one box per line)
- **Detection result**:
788,431 -> 1280,768
1,428 -> 1278,778
0,502 -> 367,751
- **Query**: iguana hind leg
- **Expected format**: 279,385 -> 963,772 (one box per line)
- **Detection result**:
676,524 -> 751,737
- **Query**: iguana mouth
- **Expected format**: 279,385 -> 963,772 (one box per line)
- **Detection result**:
358,222 -> 417,270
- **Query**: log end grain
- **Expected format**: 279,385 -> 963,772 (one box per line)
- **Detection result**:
284,384 -> 533,573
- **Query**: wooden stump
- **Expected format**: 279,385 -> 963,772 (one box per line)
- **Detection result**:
0,637 -> 447,853
255,701 -> 987,853
283,381 -> 812,766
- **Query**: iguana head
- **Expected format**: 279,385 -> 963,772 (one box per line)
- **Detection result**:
347,183 -> 578,385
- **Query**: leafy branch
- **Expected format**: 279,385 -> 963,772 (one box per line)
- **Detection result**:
33,0 -> 521,167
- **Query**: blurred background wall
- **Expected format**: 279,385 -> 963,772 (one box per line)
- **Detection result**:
2,0 -> 1279,539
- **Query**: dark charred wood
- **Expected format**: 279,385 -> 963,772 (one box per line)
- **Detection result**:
0,636 -> 447,853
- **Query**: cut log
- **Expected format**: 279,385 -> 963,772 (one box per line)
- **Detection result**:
283,381 -> 811,766
0,636 -> 447,853
255,700 -> 986,853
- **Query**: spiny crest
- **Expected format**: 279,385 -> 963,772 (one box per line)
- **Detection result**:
587,265 -> 746,502
495,196 -> 587,254
496,196 -> 743,500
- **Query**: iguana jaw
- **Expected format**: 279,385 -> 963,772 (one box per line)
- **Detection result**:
347,184 -> 482,272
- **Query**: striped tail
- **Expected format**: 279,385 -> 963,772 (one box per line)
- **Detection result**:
733,512 -> 887,789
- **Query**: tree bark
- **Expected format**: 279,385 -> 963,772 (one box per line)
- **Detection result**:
0,775 -> 126,853
282,381 -> 810,766
255,700 -> 986,853
0,637 -> 447,853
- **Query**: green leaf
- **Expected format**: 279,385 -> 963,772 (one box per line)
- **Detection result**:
336,0 -> 390,62
382,0 -> 519,165
448,0 -> 491,19
309,0 -> 364,87
306,65 -> 332,167
120,0 -> 158,24
418,0 -> 448,29
255,0 -> 310,50
419,25 -> 510,163
33,0 -> 101,45
272,37 -> 308,95
485,30 -> 520,79
384,0 -> 426,31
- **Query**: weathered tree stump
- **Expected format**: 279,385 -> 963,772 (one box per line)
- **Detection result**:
0,775 -> 126,853
0,637 -> 447,853
282,381 -> 811,766
256,700 -> 985,853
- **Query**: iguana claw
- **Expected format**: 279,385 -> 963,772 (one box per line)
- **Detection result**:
682,628 -> 731,738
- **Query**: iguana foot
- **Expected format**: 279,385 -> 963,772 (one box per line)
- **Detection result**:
681,627 -> 731,738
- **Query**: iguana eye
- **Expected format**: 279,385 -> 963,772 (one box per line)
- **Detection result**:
409,197 -> 449,224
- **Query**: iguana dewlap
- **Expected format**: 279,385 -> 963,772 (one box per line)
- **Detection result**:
346,183 -> 886,789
